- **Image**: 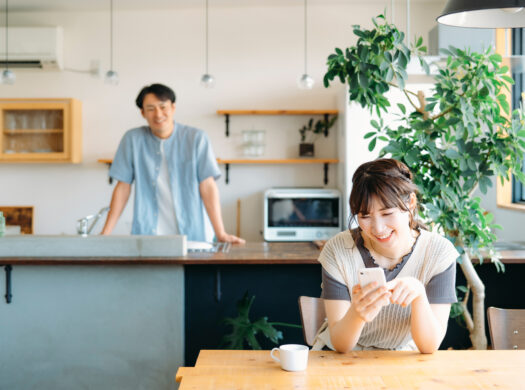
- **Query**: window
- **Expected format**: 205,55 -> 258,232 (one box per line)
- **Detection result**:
512,28 -> 525,204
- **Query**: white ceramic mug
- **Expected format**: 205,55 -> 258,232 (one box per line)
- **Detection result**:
270,344 -> 309,371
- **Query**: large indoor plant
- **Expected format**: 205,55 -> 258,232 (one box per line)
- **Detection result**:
323,14 -> 525,349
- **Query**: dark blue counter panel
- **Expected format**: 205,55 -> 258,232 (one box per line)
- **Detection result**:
185,262 -> 525,363
184,264 -> 322,366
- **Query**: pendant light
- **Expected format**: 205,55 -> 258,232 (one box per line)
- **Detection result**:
437,0 -> 525,28
104,0 -> 119,85
200,0 -> 215,88
2,0 -> 14,84
298,0 -> 314,89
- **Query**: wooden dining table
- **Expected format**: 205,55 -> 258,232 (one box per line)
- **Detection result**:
175,349 -> 525,389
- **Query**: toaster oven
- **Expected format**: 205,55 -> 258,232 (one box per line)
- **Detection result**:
263,188 -> 342,241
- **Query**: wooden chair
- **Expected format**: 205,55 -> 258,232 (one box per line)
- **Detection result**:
298,296 -> 326,347
487,306 -> 525,350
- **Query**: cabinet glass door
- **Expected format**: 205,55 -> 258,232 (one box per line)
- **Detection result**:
2,109 -> 64,154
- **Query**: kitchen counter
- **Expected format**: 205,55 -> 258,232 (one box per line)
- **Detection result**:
2,240 -> 525,264
0,242 -> 321,265
3,239 -> 525,389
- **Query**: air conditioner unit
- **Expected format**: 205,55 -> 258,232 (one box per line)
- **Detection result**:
0,27 -> 63,70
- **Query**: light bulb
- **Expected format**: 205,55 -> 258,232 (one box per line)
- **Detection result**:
2,69 -> 15,84
201,73 -> 215,88
500,7 -> 523,13
105,70 -> 119,85
298,73 -> 314,90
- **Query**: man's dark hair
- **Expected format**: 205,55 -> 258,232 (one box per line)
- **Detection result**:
135,83 -> 176,109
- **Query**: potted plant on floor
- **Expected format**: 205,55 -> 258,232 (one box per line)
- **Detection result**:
221,292 -> 302,349
323,14 -> 525,349
298,116 -> 338,157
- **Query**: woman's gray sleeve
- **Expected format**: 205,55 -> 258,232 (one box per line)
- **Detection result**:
426,262 -> 457,304
321,268 -> 351,301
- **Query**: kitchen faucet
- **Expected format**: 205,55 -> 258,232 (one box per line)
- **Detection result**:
76,206 -> 110,236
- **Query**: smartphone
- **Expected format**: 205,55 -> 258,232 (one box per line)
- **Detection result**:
358,268 -> 386,288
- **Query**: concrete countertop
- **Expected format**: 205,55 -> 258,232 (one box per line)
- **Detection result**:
0,241 -> 320,265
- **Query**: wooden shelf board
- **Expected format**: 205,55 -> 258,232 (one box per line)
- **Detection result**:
216,110 -> 338,116
98,158 -> 339,165
217,158 -> 339,164
98,158 -> 113,164
3,129 -> 63,135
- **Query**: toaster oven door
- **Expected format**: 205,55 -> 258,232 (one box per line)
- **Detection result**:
264,197 -> 341,241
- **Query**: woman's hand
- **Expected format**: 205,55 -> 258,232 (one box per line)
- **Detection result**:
350,282 -> 391,322
386,277 -> 425,307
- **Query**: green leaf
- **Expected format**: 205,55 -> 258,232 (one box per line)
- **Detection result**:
385,67 -> 394,82
368,137 -> 377,151
397,103 -> 406,114
489,53 -> 502,62
364,131 -> 376,139
358,72 -> 369,88
445,149 -> 460,159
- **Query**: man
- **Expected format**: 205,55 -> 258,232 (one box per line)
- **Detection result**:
101,83 -> 244,244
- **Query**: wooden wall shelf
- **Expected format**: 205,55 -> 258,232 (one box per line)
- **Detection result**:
217,110 -> 339,115
216,158 -> 338,164
98,158 -> 339,185
216,109 -> 339,136
216,158 -> 339,185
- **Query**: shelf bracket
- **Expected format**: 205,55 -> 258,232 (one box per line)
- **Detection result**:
323,163 -> 329,185
214,267 -> 222,303
103,162 -> 113,185
4,265 -> 12,304
324,114 -> 330,137
224,114 -> 230,137
225,163 -> 230,184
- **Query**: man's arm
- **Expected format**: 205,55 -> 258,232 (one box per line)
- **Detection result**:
199,176 -> 245,244
101,181 -> 131,235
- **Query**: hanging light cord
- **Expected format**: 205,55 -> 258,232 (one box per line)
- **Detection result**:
406,0 -> 410,46
5,0 -> 8,70
110,0 -> 114,70
303,0 -> 307,74
205,0 -> 209,74
391,0 -> 395,25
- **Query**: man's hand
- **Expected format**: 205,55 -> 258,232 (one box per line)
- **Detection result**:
216,232 -> 246,244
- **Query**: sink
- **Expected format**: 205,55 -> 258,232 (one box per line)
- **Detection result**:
0,235 -> 187,258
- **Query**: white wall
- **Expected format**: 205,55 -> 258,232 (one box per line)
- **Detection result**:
0,2 -> 447,241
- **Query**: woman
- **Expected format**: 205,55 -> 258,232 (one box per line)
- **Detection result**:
316,158 -> 458,353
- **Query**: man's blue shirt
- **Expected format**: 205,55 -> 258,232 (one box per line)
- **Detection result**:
109,122 -> 221,240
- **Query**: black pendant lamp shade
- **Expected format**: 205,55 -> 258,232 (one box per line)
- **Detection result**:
438,0 -> 525,28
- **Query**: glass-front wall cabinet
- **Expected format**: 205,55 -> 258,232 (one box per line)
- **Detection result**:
0,99 -> 82,163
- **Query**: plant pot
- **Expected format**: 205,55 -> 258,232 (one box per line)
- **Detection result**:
299,143 -> 314,157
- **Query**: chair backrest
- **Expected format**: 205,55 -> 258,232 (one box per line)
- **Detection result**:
487,306 -> 525,350
298,296 -> 326,346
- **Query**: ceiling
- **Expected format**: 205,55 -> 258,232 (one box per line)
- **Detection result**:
7,0 -> 444,13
